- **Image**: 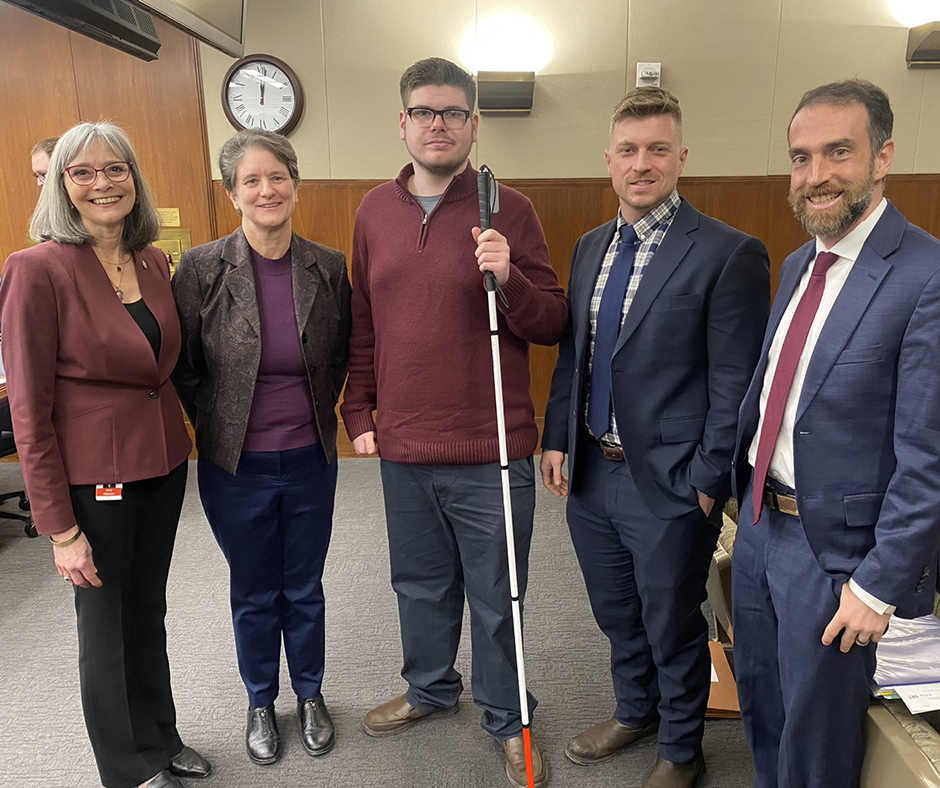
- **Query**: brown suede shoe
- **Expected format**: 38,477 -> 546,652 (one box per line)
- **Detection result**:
501,733 -> 548,788
642,754 -> 706,788
565,718 -> 659,765
361,694 -> 458,737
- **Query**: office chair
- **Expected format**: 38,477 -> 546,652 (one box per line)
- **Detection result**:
0,399 -> 36,538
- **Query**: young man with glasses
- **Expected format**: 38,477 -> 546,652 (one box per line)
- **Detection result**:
341,57 -> 567,788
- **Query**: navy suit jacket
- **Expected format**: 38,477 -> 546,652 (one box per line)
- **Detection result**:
543,199 -> 770,520
733,202 -> 940,617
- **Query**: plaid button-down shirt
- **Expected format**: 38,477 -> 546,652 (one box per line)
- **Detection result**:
585,190 -> 682,445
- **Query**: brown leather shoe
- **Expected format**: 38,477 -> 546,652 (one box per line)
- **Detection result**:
565,718 -> 659,765
642,754 -> 706,788
361,694 -> 458,737
501,733 -> 548,788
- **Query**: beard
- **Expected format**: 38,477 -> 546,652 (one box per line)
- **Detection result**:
419,158 -> 468,177
788,167 -> 876,240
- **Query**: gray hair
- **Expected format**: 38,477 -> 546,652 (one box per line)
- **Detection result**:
219,129 -> 301,194
29,122 -> 161,251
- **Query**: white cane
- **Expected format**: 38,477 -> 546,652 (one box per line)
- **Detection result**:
478,165 -> 535,788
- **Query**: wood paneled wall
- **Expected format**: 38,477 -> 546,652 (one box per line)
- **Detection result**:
213,174 -> 940,434
0,3 -> 214,263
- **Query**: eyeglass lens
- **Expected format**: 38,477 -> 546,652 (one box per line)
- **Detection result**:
65,163 -> 131,185
408,108 -> 470,128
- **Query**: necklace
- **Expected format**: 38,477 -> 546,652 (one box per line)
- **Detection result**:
107,258 -> 132,301
98,251 -> 131,270
97,252 -> 133,301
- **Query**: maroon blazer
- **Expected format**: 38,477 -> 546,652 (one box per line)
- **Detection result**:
0,241 -> 192,534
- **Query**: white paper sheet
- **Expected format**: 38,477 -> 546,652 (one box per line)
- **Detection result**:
895,682 -> 940,714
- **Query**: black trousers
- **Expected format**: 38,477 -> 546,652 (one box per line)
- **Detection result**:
69,462 -> 187,788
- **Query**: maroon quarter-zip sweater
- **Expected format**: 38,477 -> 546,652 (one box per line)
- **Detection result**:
341,163 -> 568,465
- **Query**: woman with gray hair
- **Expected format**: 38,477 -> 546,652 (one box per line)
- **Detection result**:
0,122 -> 209,787
172,130 -> 350,766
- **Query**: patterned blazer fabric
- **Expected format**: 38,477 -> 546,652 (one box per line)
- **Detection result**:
172,227 -> 352,473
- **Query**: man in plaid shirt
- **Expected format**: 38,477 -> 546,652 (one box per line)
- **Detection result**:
541,87 -> 770,788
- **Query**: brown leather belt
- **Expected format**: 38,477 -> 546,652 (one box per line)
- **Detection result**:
763,485 -> 799,517
597,439 -> 624,462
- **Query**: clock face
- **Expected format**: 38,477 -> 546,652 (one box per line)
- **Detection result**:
223,56 -> 304,135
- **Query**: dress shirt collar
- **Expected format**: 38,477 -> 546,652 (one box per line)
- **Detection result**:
814,197 -> 887,263
616,190 -> 681,240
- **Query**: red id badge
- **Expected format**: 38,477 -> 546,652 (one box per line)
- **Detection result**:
95,484 -> 123,501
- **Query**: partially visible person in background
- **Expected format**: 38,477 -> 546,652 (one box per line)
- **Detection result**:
173,129 -> 351,767
30,136 -> 58,187
0,122 -> 209,788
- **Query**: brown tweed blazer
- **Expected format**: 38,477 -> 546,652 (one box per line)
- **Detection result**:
172,227 -> 351,473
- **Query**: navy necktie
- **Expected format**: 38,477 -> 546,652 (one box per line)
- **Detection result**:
587,223 -> 638,438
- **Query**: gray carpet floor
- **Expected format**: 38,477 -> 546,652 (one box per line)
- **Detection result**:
0,459 -> 755,787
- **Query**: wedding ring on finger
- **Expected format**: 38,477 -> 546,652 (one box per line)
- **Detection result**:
64,575 -> 72,582
855,636 -> 870,646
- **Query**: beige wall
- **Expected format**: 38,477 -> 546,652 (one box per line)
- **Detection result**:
200,0 -> 940,180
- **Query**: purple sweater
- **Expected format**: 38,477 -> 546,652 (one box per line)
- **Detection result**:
242,246 -> 319,452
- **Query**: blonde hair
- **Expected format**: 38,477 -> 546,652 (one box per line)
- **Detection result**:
30,137 -> 59,157
610,87 -> 682,141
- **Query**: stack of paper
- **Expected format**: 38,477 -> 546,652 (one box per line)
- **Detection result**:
870,614 -> 940,714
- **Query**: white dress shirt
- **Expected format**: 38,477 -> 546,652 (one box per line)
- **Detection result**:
747,198 -> 893,614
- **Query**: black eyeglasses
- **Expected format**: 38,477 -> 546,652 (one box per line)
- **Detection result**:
64,162 -> 132,186
406,106 -> 472,129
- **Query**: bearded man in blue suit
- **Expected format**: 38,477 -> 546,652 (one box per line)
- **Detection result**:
732,79 -> 940,788
541,87 -> 770,788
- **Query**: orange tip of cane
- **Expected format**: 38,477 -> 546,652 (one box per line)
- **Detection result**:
522,727 -> 535,788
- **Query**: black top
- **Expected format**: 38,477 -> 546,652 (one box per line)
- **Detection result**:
124,298 -> 162,360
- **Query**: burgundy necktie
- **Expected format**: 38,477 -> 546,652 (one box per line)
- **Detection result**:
751,251 -> 839,524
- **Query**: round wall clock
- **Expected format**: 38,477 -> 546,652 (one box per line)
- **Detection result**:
222,54 -> 305,135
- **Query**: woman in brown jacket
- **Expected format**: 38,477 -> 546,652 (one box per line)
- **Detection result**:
172,130 -> 351,766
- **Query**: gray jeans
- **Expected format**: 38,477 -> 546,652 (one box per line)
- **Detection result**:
379,457 -> 538,739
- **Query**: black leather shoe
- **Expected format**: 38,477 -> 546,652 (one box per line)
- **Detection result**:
169,745 -> 211,778
246,705 -> 282,765
297,696 -> 335,756
145,771 -> 183,788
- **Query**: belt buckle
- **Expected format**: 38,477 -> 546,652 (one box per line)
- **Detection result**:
764,484 -> 798,517
598,439 -> 624,462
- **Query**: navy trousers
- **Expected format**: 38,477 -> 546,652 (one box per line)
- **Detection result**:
70,462 -> 187,788
733,481 -> 876,788
566,439 -> 719,764
380,458 -> 537,740
198,444 -> 336,708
